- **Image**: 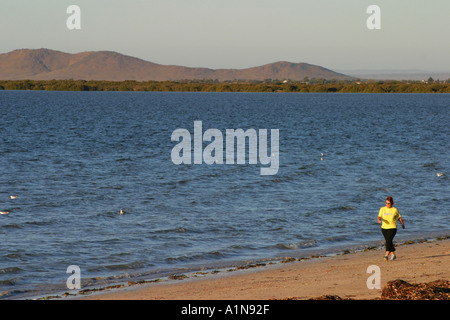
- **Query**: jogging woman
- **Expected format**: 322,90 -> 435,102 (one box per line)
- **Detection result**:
377,196 -> 405,261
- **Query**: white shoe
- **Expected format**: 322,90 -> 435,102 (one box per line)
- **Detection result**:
390,253 -> 396,261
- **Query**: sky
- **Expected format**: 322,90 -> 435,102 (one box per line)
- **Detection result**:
1,0 -> 450,73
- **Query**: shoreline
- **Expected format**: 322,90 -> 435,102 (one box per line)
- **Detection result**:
42,235 -> 449,300
2,81 -> 450,93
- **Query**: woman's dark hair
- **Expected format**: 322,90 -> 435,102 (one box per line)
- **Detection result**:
386,196 -> 394,204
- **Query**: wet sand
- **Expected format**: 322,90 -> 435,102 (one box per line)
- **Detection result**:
78,238 -> 449,300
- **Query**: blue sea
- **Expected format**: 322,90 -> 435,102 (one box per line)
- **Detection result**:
0,91 -> 449,299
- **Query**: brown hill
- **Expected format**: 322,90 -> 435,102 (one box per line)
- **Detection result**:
0,49 -> 352,81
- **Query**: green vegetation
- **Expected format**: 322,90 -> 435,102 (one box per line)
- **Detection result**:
1,79 -> 450,93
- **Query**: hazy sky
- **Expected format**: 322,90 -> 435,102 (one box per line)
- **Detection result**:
1,0 -> 449,72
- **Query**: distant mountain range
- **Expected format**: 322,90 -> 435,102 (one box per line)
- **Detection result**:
0,49 -> 353,81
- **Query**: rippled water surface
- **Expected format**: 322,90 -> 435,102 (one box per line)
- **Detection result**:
0,91 -> 449,299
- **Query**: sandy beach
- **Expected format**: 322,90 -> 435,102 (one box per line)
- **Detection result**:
76,237 -> 449,300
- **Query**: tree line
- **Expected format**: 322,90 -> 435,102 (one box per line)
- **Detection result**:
1,79 -> 450,93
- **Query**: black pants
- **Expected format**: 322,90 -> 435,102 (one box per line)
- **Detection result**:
382,228 -> 397,252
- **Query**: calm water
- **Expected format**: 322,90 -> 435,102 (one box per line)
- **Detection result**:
0,91 -> 449,299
